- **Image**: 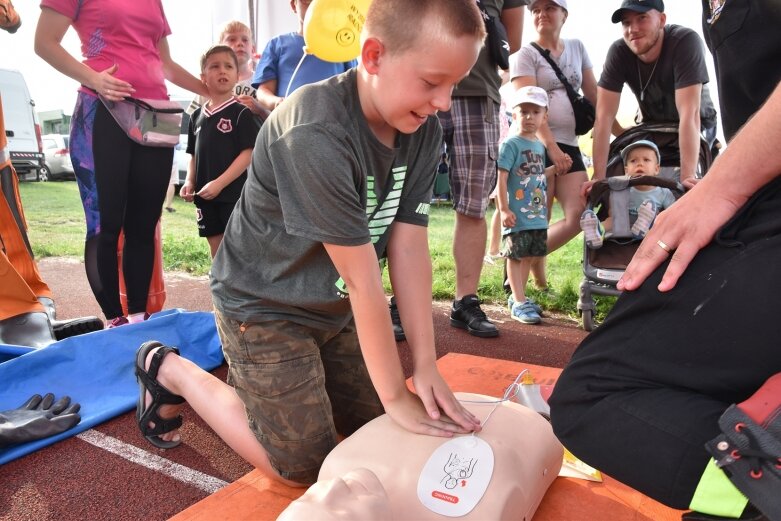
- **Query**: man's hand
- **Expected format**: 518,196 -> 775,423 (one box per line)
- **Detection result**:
0,394 -> 81,447
681,176 -> 701,190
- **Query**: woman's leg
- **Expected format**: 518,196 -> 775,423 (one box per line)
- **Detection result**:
72,95 -> 131,320
122,145 -> 172,314
547,169 -> 588,252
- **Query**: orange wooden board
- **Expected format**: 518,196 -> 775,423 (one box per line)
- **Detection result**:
171,353 -> 683,521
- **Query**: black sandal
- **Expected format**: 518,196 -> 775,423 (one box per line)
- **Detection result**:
135,341 -> 186,449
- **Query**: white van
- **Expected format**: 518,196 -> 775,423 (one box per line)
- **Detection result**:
0,68 -> 44,181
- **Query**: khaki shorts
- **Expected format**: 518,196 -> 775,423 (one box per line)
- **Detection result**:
215,309 -> 384,484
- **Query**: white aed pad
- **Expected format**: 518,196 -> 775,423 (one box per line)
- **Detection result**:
416,435 -> 494,517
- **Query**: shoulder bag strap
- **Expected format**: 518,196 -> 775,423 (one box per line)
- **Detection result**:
529,42 -> 580,103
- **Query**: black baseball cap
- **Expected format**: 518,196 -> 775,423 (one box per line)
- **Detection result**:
611,0 -> 665,23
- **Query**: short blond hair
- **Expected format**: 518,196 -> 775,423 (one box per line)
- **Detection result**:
364,0 -> 485,56
219,20 -> 252,43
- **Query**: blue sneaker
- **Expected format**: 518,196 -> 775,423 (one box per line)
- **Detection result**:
508,296 -> 543,316
511,300 -> 541,324
580,210 -> 604,249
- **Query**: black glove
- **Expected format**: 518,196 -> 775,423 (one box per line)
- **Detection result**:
0,394 -> 81,447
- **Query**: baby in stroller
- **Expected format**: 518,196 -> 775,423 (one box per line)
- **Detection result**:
580,139 -> 676,249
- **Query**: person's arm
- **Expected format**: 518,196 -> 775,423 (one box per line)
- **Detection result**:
196,149 -> 252,200
34,7 -> 134,100
386,222 -> 481,432
675,83 -> 703,189
323,240 -> 479,437
496,168 -> 516,229
590,87 -> 621,183
158,37 -> 208,97
618,80 -> 781,292
501,6 -> 525,53
180,155 -> 196,202
256,80 -> 283,111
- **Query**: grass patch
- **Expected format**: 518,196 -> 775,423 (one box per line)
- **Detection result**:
18,181 -> 616,321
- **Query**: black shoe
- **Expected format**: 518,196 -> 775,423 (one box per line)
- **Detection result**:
52,316 -> 104,340
389,297 -> 405,342
450,294 -> 498,338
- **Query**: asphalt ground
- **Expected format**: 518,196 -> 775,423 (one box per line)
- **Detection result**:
0,257 -> 587,521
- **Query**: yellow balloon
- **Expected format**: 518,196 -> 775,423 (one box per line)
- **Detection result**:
303,0 -> 372,63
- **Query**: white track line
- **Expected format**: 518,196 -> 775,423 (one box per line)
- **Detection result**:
77,430 -> 228,494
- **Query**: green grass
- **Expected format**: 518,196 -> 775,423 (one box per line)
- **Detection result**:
18,181 -> 616,321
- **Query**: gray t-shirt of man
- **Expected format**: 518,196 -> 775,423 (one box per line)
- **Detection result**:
211,68 -> 441,330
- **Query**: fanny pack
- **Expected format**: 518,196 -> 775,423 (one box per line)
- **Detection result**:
98,94 -> 183,148
477,0 -> 510,70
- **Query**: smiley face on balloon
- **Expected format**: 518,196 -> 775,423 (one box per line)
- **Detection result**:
303,0 -> 372,62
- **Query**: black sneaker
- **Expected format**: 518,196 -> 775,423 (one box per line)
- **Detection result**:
450,294 -> 498,338
389,297 -> 405,342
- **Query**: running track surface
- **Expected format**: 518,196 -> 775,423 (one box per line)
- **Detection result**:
0,258 -> 588,520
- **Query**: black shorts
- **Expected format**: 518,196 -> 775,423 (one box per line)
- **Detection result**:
503,229 -> 548,259
196,201 -> 236,237
545,142 -> 586,174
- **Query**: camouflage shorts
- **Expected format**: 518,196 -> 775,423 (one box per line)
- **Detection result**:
215,310 -> 384,484
503,229 -> 548,259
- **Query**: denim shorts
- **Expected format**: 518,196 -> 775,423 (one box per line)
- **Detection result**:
215,309 -> 384,484
439,97 -> 500,219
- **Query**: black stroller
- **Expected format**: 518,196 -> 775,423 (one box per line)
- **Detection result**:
577,123 -> 713,331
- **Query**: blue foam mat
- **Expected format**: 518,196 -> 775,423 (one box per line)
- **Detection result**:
0,309 -> 224,465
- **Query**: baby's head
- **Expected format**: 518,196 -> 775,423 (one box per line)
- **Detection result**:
621,139 -> 660,176
358,0 -> 485,134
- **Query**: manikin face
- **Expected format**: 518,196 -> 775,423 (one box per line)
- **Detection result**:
624,146 -> 660,176
530,1 -> 567,34
277,468 -> 391,521
363,30 -> 481,138
201,52 -> 239,97
621,10 -> 666,58
514,103 -> 547,135
221,31 -> 253,67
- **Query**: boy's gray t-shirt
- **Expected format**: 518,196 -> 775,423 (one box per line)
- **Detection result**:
211,68 -> 441,330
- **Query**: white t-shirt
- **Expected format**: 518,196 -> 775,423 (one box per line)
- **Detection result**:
509,39 -> 592,147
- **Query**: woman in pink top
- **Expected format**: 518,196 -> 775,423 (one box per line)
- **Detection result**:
34,0 -> 207,328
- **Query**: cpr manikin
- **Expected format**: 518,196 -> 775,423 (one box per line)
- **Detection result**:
278,392 -> 563,521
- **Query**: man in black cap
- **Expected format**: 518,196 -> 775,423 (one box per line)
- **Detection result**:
587,0 -> 715,193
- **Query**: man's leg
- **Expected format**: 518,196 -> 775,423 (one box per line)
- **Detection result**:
550,179 -> 781,512
442,97 -> 499,337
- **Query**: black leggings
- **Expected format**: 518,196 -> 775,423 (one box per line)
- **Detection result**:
86,102 -> 173,318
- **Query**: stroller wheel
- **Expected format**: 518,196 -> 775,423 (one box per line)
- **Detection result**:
581,309 -> 595,332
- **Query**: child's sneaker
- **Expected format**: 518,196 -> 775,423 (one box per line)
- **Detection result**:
631,200 -> 658,239
580,210 -> 604,249
511,300 -> 541,325
508,296 -> 543,316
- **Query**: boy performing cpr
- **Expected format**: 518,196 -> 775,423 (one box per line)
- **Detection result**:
134,0 -> 486,485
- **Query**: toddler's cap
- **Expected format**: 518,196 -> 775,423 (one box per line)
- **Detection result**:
512,86 -> 548,108
621,139 -> 660,164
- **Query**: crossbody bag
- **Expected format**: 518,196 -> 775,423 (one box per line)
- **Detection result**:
530,42 -> 595,135
98,94 -> 183,148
